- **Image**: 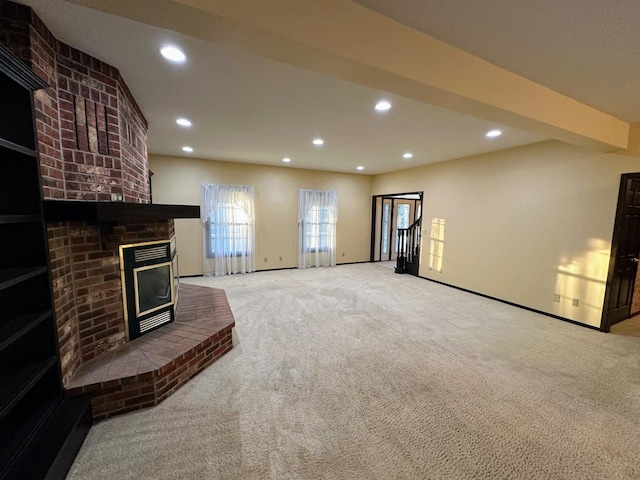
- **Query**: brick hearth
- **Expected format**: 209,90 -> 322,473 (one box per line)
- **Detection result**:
66,284 -> 235,419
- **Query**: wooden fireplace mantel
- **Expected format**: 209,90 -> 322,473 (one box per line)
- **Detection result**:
43,200 -> 200,223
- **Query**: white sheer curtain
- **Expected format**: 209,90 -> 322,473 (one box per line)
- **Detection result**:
201,183 -> 255,276
298,189 -> 338,269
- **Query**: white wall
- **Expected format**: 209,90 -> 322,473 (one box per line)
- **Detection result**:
150,155 -> 373,275
372,141 -> 640,327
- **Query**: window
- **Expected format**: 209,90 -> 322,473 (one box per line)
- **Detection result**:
207,203 -> 252,257
382,203 -> 390,254
201,184 -> 255,276
304,205 -> 332,252
298,189 -> 338,268
397,203 -> 410,229
395,203 -> 410,253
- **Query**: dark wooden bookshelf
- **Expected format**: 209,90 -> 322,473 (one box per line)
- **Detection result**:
0,310 -> 52,352
0,44 -> 91,480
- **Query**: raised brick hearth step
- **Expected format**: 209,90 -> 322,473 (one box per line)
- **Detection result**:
65,284 -> 235,419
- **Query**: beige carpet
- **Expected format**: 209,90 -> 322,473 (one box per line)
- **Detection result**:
66,263 -> 640,479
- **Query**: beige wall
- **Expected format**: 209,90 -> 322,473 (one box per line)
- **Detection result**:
153,141 -> 640,328
373,140 -> 640,328
150,155 -> 373,275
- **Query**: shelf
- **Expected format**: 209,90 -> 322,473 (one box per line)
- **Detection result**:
0,310 -> 52,353
43,200 -> 200,222
0,137 -> 38,158
0,357 -> 58,421
0,153 -> 42,216
0,267 -> 48,291
0,396 -> 91,480
0,44 -> 48,92
0,215 -> 41,225
0,397 -> 60,478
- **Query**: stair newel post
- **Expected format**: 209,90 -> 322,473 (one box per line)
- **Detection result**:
395,228 -> 407,273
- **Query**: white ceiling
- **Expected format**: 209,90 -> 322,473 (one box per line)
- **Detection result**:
353,0 -> 640,123
14,0 -> 637,175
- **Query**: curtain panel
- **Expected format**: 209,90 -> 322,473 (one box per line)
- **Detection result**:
298,189 -> 338,269
201,183 -> 256,276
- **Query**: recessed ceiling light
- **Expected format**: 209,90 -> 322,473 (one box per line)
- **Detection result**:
357,166 -> 364,171
375,101 -> 392,112
176,118 -> 192,127
282,157 -> 291,163
403,152 -> 413,159
486,129 -> 502,138
182,146 -> 193,153
160,46 -> 186,62
313,138 -> 324,146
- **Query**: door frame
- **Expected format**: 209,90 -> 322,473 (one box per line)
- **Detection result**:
370,191 -> 423,262
600,172 -> 640,332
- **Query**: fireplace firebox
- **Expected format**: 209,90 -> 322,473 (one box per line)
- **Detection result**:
120,238 -> 179,340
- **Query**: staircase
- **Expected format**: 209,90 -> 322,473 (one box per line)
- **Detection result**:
395,217 -> 421,276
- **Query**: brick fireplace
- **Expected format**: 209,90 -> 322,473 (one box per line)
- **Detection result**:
1,2 -> 235,419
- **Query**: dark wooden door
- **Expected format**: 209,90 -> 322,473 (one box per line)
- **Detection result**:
602,174 -> 640,330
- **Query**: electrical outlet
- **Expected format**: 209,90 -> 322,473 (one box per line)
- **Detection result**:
264,257 -> 267,262
110,193 -> 123,202
572,298 -> 579,307
553,294 -> 560,303
342,252 -> 345,257
279,256 -> 282,261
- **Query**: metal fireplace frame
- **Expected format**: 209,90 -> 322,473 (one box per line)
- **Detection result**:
119,238 -> 178,340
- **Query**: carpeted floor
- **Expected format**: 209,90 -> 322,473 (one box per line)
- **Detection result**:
66,263 -> 640,479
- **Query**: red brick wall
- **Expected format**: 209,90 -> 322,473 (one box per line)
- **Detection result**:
54,43 -> 150,202
118,85 -> 150,202
32,16 -> 66,199
47,219 -> 175,371
69,222 -> 124,362
0,1 -> 31,62
47,222 -> 81,385
0,1 -> 150,202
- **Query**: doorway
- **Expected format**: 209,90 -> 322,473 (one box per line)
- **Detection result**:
601,173 -> 640,331
370,192 -> 423,264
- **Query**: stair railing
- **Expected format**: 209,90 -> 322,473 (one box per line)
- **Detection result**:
395,217 -> 421,274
